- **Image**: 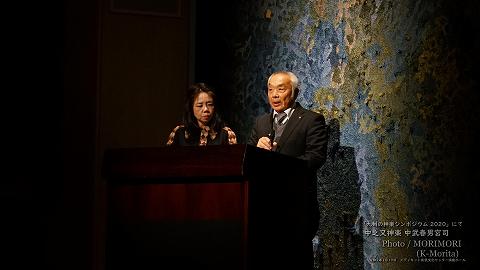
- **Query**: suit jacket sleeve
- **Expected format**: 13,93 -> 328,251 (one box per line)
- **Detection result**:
298,113 -> 328,169
248,117 -> 260,146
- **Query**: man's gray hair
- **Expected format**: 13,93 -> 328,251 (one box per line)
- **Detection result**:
267,71 -> 299,98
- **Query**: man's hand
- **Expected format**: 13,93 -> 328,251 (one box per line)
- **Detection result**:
256,136 -> 277,151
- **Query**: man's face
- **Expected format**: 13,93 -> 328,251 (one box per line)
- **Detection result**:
268,73 -> 294,112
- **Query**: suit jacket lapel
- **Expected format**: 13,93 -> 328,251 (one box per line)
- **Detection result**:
277,104 -> 305,148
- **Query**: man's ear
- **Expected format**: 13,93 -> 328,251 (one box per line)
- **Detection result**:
293,87 -> 299,100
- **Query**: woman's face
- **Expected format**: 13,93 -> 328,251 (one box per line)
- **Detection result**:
193,92 -> 214,128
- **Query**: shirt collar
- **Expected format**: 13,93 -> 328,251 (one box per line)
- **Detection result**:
273,107 -> 294,117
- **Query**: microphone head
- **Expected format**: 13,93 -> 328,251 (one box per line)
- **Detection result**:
268,131 -> 275,142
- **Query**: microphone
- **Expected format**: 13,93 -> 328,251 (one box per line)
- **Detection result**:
268,130 -> 276,151
268,113 -> 277,150
268,130 -> 275,144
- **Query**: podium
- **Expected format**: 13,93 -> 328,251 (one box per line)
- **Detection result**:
103,144 -> 313,270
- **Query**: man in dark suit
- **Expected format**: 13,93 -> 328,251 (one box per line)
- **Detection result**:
248,71 -> 328,238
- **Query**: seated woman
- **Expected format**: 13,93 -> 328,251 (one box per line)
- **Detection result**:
167,83 -> 237,146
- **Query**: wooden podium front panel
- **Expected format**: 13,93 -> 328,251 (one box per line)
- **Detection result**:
104,145 -> 313,270
107,181 -> 246,270
111,183 -> 244,220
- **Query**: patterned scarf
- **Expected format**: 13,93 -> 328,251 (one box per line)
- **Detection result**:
198,126 -> 217,146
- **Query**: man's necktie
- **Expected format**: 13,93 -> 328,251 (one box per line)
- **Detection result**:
275,111 -> 287,126
273,111 -> 288,146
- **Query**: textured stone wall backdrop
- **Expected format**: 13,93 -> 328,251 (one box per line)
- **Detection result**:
225,0 -> 479,269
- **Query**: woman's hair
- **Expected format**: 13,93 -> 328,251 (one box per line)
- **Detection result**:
183,83 -> 224,142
